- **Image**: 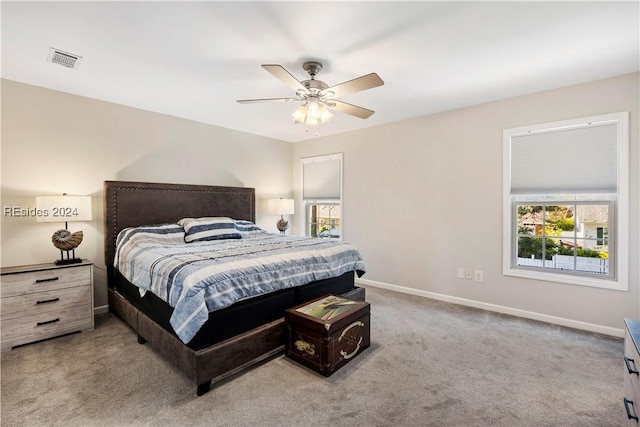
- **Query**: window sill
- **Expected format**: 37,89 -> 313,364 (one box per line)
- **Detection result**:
503,267 -> 627,291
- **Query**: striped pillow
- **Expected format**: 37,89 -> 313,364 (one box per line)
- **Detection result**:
178,217 -> 242,242
234,220 -> 263,233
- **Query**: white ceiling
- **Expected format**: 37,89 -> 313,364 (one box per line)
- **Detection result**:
2,1 -> 638,143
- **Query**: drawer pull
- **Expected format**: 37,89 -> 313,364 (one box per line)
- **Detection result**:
625,398 -> 639,421
625,356 -> 639,375
36,318 -> 60,326
36,297 -> 60,305
35,277 -> 59,283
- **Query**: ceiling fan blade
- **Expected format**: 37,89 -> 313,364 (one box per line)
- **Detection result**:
236,97 -> 300,104
327,100 -> 375,119
321,73 -> 384,99
262,64 -> 308,93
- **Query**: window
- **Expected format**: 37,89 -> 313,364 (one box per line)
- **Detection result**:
515,201 -> 613,276
302,154 -> 342,239
503,112 -> 629,290
307,202 -> 341,238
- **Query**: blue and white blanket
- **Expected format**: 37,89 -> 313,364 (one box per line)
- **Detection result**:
114,221 -> 366,344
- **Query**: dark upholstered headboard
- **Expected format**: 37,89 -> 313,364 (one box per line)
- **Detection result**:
103,181 -> 255,283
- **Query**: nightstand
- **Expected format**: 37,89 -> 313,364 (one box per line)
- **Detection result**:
1,260 -> 94,350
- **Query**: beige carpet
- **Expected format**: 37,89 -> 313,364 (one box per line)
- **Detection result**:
1,286 -> 624,426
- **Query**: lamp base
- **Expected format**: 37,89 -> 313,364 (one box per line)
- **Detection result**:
55,249 -> 82,265
277,218 -> 289,235
55,258 -> 83,266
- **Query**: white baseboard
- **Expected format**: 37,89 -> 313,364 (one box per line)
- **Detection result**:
356,278 -> 624,338
94,305 -> 109,315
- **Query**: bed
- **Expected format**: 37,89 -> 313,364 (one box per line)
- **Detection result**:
104,180 -> 366,395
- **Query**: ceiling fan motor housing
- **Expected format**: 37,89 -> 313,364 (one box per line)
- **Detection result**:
302,62 -> 328,92
303,79 -> 328,91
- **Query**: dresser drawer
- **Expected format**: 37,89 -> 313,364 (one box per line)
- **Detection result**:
626,331 -> 640,388
1,303 -> 92,350
625,374 -> 640,426
625,319 -> 640,426
1,264 -> 91,298
1,285 -> 91,320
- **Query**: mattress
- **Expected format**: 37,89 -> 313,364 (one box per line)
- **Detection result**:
114,269 -> 357,350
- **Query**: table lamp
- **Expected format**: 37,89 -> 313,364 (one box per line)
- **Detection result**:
36,194 -> 93,265
267,198 -> 294,235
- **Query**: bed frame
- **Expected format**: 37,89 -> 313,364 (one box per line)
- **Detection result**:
103,180 -> 364,395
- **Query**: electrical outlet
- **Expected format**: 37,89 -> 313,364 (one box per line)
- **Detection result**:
464,269 -> 473,280
474,270 -> 484,283
457,268 -> 465,279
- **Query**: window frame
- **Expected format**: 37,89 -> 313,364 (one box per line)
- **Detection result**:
305,201 -> 342,239
511,198 -> 615,279
503,112 -> 629,291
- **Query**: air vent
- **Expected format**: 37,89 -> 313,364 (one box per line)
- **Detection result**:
47,48 -> 82,69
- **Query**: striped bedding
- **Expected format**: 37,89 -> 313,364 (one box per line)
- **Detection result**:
114,221 -> 366,344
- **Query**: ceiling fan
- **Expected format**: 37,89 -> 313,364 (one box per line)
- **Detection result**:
236,61 -> 384,126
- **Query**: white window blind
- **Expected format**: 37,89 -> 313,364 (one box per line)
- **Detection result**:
302,155 -> 342,200
510,122 -> 618,194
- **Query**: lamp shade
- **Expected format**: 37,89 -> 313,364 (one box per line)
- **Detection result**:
35,195 -> 93,223
267,198 -> 294,216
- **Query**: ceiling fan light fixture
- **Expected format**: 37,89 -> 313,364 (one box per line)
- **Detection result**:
306,99 -> 321,119
319,105 -> 333,122
292,100 -> 333,126
292,105 -> 307,123
305,117 -> 319,126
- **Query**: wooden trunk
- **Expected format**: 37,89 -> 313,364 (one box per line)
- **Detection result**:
285,295 -> 370,376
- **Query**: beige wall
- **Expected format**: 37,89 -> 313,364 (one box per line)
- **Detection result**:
1,79 -> 293,310
293,72 -> 640,334
2,73 -> 637,334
